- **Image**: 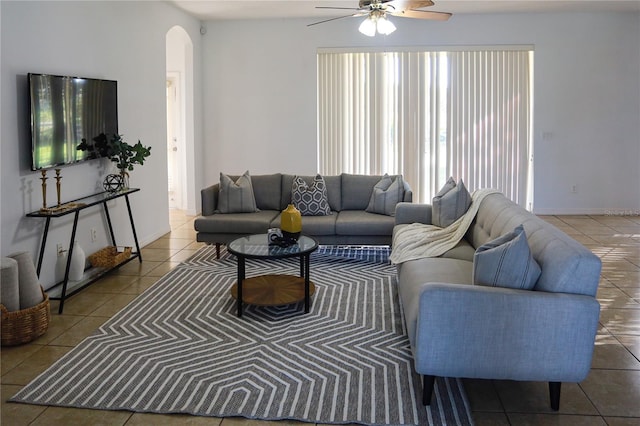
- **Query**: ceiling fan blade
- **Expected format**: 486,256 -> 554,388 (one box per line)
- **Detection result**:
385,0 -> 434,11
315,6 -> 364,11
388,9 -> 451,21
307,13 -> 366,27
359,0 -> 429,8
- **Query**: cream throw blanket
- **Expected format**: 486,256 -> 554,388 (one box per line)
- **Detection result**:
389,189 -> 500,265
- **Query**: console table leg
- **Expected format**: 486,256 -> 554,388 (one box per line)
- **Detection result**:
59,211 -> 80,314
103,201 -> 117,246
36,217 -> 51,277
125,195 -> 142,262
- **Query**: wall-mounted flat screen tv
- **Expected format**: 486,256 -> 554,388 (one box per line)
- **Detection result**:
28,73 -> 118,170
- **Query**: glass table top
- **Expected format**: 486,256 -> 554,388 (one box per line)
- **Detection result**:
227,234 -> 318,258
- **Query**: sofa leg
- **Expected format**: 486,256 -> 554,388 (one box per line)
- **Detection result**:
422,375 -> 435,405
215,243 -> 221,259
549,382 -> 561,411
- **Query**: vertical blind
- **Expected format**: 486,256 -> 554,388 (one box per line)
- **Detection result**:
317,48 -> 533,206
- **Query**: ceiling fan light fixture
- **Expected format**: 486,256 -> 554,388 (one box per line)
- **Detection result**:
309,1 -> 451,32
376,15 -> 396,35
358,16 -> 377,37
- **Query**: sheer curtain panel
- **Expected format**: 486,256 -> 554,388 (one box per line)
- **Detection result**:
317,48 -> 533,207
448,50 -> 532,206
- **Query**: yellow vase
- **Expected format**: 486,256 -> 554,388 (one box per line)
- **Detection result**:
280,204 -> 302,240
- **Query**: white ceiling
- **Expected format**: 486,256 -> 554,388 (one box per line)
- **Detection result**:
169,0 -> 640,21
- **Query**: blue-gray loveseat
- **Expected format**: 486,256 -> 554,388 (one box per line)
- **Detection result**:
393,192 -> 602,410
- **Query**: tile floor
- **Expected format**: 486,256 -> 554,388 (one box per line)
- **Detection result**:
2,211 -> 639,426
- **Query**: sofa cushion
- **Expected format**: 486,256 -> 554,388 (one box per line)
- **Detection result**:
473,224 -> 541,290
195,210 -> 279,234
432,177 -> 471,228
341,174 -> 385,210
292,175 -> 332,216
440,240 -> 476,262
224,173 -> 282,211
272,213 -> 337,236
217,171 -> 259,214
397,257 -> 473,346
249,174 -> 282,211
336,211 -> 396,236
366,174 -> 404,216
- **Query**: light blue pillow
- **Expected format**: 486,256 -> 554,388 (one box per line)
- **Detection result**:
218,170 -> 258,213
366,174 -> 404,216
432,177 -> 471,228
473,225 -> 541,290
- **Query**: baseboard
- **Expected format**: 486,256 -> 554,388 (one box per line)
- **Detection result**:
533,207 -> 640,216
139,227 -> 172,248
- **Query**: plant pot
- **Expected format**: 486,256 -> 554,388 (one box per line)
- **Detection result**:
119,171 -> 129,190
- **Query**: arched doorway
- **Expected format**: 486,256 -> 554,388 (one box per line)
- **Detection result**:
166,26 -> 195,215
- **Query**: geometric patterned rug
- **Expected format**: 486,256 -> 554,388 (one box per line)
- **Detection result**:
11,246 -> 473,425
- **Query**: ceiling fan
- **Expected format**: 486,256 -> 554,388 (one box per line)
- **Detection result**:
308,0 -> 452,36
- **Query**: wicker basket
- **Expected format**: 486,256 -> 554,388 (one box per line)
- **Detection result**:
1,287 -> 50,346
88,246 -> 132,268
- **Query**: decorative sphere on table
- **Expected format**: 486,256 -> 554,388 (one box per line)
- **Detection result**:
103,174 -> 124,192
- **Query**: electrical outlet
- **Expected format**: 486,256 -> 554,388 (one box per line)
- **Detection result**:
56,243 -> 64,257
571,184 -> 578,194
90,228 -> 97,242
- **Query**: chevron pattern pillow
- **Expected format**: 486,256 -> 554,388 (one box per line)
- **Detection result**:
473,224 -> 541,290
292,174 -> 332,216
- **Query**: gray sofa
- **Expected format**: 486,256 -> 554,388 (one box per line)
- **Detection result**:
195,173 -> 412,255
393,192 -> 602,410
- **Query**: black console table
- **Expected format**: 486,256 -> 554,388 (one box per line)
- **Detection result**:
27,188 -> 142,313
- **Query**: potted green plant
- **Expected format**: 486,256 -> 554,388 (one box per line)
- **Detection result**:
78,133 -> 151,189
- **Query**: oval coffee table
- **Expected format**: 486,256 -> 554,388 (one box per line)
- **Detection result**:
227,234 -> 319,317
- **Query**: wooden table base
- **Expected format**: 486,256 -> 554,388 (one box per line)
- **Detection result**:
230,274 -> 315,306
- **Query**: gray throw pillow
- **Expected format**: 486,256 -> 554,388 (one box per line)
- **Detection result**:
7,251 -> 43,309
366,174 -> 404,216
1,257 -> 20,311
473,224 -> 542,290
432,177 -> 471,227
217,170 -> 258,213
292,174 -> 332,216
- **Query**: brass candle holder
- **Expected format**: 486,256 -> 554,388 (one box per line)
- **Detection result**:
39,170 -> 48,209
55,169 -> 62,206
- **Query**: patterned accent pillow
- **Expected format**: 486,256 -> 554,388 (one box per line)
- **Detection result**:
366,174 -> 405,216
217,170 -> 258,213
432,177 -> 472,228
292,174 -> 332,216
473,224 -> 541,290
